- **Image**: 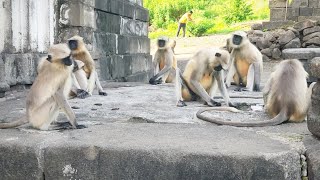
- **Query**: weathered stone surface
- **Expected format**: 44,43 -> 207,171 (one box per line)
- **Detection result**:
251,23 -> 263,30
313,8 -> 320,16
303,26 -> 320,36
120,17 -> 148,37
272,48 -> 282,59
309,57 -> 320,78
287,27 -> 300,36
0,56 -> 9,92
307,44 -> 320,48
304,37 -> 320,46
262,21 -> 295,30
300,7 -> 313,16
135,6 -> 149,22
309,0 -> 320,8
94,33 -> 117,56
278,30 -> 296,45
95,0 -> 124,16
283,38 -> 301,49
269,0 -> 308,8
298,15 -> 320,22
117,35 -> 150,54
304,136 -> 320,180
303,32 -> 320,42
262,54 -> 271,61
293,19 -> 316,32
270,8 -> 299,21
282,48 -> 320,60
96,11 -> 121,34
261,48 -> 272,57
59,2 -> 96,29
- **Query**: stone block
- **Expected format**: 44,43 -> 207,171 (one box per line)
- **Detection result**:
303,32 -> 320,42
272,48 -> 282,59
0,56 -> 9,92
300,7 -> 313,16
126,54 -> 152,74
270,8 -> 299,21
120,17 -> 148,37
123,1 -> 135,19
305,37 -> 320,46
282,48 -> 320,60
293,19 -> 316,32
60,0 -> 95,7
262,21 -> 295,30
313,8 -> 320,16
309,0 -> 320,8
98,56 -> 112,80
95,0 -> 124,16
278,30 -> 297,45
135,6 -> 149,22
124,70 -> 152,82
303,26 -> 320,36
96,11 -> 121,34
283,38 -> 301,49
304,136 -> 320,180
298,16 -> 320,22
59,2 -> 95,29
0,145 -> 43,180
261,48 -> 272,57
309,57 -> 320,78
269,0 -> 308,8
251,23 -> 263,30
110,55 -> 132,80
117,36 -> 150,55
94,33 -> 117,56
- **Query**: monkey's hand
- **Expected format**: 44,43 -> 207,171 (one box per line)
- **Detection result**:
76,124 -> 87,129
149,77 -> 163,85
177,100 -> 187,107
99,91 -> 108,96
228,102 -> 238,108
76,89 -> 90,99
205,99 -> 221,107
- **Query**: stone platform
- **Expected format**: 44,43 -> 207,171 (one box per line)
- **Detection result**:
1,71 -> 320,179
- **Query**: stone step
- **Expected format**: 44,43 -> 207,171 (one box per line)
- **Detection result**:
0,123 -> 302,180
282,48 -> 320,60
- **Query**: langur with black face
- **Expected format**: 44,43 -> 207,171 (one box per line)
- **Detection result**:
68,35 -> 107,99
149,36 -> 177,85
0,44 -> 85,130
225,31 -> 263,91
197,59 -> 315,127
175,47 -> 237,111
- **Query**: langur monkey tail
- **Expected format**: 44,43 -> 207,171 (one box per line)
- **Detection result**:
0,117 -> 28,129
196,107 -> 288,127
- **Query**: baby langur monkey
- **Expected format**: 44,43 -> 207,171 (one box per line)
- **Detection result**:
197,59 -> 315,127
225,31 -> 263,91
149,36 -> 177,85
68,35 -> 107,99
175,48 -> 236,108
0,44 -> 85,130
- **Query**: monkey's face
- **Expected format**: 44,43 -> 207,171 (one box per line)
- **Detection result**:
158,39 -> 167,49
62,55 -> 73,66
68,40 -> 78,50
232,35 -> 243,46
210,50 -> 230,71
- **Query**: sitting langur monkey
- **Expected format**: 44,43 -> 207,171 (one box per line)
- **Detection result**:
175,48 -> 236,108
0,44 -> 85,130
149,36 -> 177,85
197,59 -> 315,127
68,35 -> 107,99
225,31 -> 263,91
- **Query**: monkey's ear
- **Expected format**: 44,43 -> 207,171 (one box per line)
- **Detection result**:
46,55 -> 52,62
215,53 -> 221,57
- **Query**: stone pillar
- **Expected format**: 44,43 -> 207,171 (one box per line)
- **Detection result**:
58,0 -> 152,82
307,57 -> 320,138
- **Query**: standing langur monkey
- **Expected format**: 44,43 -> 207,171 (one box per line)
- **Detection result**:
0,44 -> 85,130
225,31 -> 263,91
175,48 -> 237,109
68,35 -> 107,99
149,36 -> 177,85
197,59 -> 315,127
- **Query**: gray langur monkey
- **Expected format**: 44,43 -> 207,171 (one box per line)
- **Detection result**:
149,36 -> 177,85
225,31 -> 263,91
197,59 -> 315,127
0,44 -> 86,130
175,47 -> 237,108
68,35 -> 107,99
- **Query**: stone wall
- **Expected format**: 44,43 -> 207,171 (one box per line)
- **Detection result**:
0,0 -> 151,97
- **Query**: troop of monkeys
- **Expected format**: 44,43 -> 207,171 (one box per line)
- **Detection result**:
0,31 -> 316,130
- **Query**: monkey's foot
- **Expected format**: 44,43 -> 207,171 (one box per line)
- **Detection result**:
177,100 -> 187,107
99,91 -> 108,96
228,102 -> 238,108
234,87 -> 249,92
77,89 -> 90,99
149,78 -> 163,85
54,122 -> 87,130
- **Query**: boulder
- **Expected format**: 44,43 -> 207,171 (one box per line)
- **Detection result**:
283,38 -> 301,49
